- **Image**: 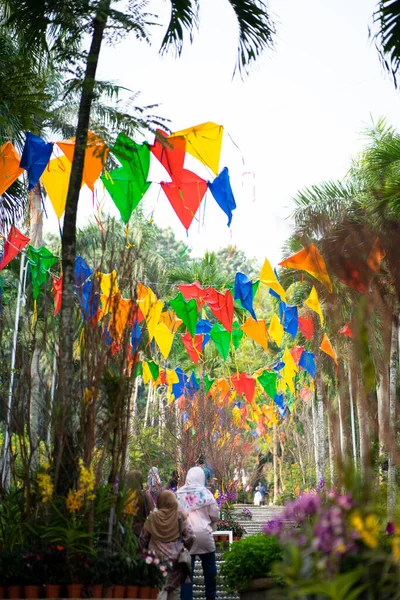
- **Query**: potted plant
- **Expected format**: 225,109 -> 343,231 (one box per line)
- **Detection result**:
220,534 -> 283,599
108,552 -> 129,598
241,507 -> 253,520
137,551 -> 168,599
217,519 -> 247,541
2,549 -> 25,599
22,552 -> 44,598
42,545 -> 67,598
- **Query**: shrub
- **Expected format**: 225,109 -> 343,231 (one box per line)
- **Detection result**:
220,533 -> 282,592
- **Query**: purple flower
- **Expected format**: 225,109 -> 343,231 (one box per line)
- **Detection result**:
386,522 -> 396,535
263,517 -> 284,535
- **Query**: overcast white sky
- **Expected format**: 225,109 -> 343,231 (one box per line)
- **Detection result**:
45,0 -> 400,266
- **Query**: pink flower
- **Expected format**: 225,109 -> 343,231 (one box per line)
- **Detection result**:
145,557 -> 153,565
154,558 -> 160,565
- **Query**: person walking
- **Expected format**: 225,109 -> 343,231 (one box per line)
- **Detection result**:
196,455 -> 211,488
140,490 -> 195,600
177,467 -> 220,600
147,466 -> 162,500
126,470 -> 154,537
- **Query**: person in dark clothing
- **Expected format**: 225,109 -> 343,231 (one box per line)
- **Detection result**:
126,469 -> 154,537
168,470 -> 179,492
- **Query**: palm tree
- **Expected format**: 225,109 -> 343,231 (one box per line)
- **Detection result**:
0,0 -> 276,487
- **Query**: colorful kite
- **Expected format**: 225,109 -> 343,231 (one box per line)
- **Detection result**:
234,272 -> 257,320
57,132 -> 108,192
151,129 -> 186,181
279,244 -> 332,293
154,322 -> 174,359
170,122 -> 223,176
161,169 -> 208,230
320,333 -> 338,364
241,317 -> 268,350
0,226 -> 30,270
20,132 -> 53,191
268,314 -> 284,347
304,286 -> 324,326
74,256 -> 93,287
232,372 -> 255,404
52,276 -> 63,316
366,238 -> 385,273
0,142 -> 24,196
260,259 -> 287,302
181,332 -> 203,363
298,315 -> 314,340
279,303 -> 298,337
208,167 -> 236,226
41,155 -> 72,219
299,350 -> 316,378
210,323 -> 231,361
339,323 -> 352,338
257,369 -> 277,399
170,292 -> 198,337
27,246 -> 57,300
102,164 -> 151,224
206,288 -> 234,332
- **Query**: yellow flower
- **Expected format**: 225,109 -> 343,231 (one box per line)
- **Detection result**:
350,512 -> 364,532
214,490 -> 219,499
78,459 -> 96,498
392,537 -> 400,561
37,472 -> 54,504
124,491 -> 139,516
66,489 -> 84,512
336,542 -> 346,554
350,512 -> 379,548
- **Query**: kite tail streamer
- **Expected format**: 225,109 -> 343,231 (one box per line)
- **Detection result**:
31,299 -> 37,329
125,224 -> 134,249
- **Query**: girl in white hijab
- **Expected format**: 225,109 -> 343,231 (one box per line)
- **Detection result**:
176,467 -> 220,600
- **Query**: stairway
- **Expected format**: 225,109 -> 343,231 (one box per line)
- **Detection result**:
192,505 -> 284,599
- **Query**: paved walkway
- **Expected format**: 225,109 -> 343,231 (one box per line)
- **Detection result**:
192,504 -> 283,599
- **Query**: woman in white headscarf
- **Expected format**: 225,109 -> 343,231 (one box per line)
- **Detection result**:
176,467 -> 220,600
147,466 -> 162,500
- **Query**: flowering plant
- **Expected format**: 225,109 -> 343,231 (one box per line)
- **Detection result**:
242,507 -> 253,519
215,481 -> 238,521
217,519 -> 246,538
137,550 -> 170,589
264,488 -> 400,596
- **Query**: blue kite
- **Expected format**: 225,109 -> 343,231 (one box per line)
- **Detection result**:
299,350 -> 316,379
74,256 -> 93,287
196,319 -> 213,349
279,302 -> 298,337
274,393 -> 288,419
234,272 -> 257,320
131,321 -> 143,353
76,280 -> 99,321
207,167 -> 236,227
20,132 -> 53,191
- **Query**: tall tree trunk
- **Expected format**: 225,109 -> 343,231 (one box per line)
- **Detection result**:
314,374 -> 325,486
29,187 -> 44,467
387,314 -> 398,520
377,374 -> 388,458
327,403 -> 335,486
56,0 -> 110,491
273,422 -> 278,504
337,362 -> 349,462
348,364 -> 358,469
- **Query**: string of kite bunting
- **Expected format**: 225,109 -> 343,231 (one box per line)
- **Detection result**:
0,223 -> 386,431
0,123 -> 236,231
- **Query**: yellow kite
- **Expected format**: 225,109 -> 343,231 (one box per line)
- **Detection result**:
260,258 -> 287,302
154,322 -> 174,359
304,286 -> 324,325
146,299 -> 164,342
170,122 -> 223,176
41,155 -> 72,219
279,244 -> 332,293
268,314 -> 284,347
241,317 -> 268,350
96,270 -> 119,297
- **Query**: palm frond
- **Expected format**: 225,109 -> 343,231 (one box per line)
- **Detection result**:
373,0 -> 400,86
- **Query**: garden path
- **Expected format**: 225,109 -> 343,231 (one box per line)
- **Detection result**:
192,505 -> 284,599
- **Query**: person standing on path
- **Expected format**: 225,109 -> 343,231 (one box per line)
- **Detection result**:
177,467 -> 220,600
126,470 -> 154,537
196,455 -> 211,488
140,490 -> 195,600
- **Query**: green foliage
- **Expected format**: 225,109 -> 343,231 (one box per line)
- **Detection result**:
220,533 -> 283,592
